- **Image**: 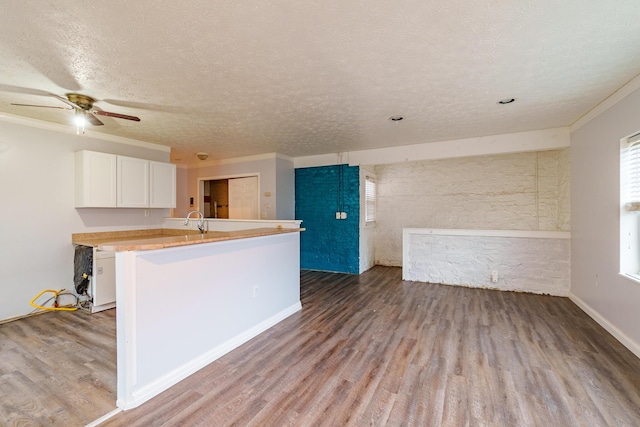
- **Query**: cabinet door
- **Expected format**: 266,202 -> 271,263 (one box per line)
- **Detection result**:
75,151 -> 117,207
92,250 -> 116,310
117,156 -> 149,207
149,161 -> 176,208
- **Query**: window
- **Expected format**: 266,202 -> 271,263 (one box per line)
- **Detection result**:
622,132 -> 640,211
620,131 -> 640,282
365,175 -> 377,224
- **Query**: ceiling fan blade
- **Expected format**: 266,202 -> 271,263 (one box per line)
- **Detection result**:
10,103 -> 71,109
103,98 -> 190,113
86,113 -> 104,126
92,110 -> 141,122
0,84 -> 51,97
49,93 -> 81,109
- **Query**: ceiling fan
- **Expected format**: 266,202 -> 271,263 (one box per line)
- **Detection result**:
11,93 -> 141,129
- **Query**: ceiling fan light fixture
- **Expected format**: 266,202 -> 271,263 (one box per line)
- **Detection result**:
74,109 -> 86,135
197,152 -> 209,160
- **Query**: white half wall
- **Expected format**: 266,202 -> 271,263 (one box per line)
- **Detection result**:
403,229 -> 571,296
116,232 -> 301,409
163,217 -> 302,232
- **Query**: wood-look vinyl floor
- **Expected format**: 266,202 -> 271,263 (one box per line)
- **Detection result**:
103,266 -> 640,427
0,307 -> 116,426
2,266 -> 640,426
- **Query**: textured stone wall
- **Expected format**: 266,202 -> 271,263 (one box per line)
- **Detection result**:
404,232 -> 570,295
295,165 -> 360,273
537,149 -> 571,230
375,149 -> 570,266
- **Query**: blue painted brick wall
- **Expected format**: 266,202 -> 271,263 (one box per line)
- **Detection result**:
295,165 -> 360,274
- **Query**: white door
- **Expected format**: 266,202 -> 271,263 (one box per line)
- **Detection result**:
228,176 -> 259,219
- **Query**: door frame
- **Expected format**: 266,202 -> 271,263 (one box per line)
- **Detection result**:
197,173 -> 261,218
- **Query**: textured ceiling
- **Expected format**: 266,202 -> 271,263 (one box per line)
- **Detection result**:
1,1 -> 639,164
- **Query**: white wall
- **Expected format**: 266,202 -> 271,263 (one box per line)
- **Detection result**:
294,127 -> 569,168
359,165 -> 376,273
275,156 -> 295,220
179,154 -> 294,220
174,165 -> 189,218
0,116 -> 170,322
570,82 -> 640,357
374,149 -> 571,266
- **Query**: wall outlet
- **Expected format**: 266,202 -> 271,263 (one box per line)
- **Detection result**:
491,270 -> 498,283
340,212 -> 347,219
144,209 -> 150,217
261,212 -> 267,219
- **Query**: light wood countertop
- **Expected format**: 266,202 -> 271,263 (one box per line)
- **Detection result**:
72,227 -> 304,251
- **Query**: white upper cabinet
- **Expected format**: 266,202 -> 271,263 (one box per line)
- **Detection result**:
75,151 -> 117,207
117,156 -> 149,208
75,150 -> 175,208
149,161 -> 176,208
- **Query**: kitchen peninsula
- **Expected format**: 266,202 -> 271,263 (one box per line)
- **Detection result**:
74,221 -> 303,411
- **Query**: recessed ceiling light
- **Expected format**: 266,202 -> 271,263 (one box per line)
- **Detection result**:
389,115 -> 404,122
497,98 -> 516,105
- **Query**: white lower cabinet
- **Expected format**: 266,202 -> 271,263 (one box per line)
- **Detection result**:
90,250 -> 116,312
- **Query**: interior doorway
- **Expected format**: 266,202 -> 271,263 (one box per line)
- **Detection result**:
199,174 -> 260,219
203,179 -> 229,218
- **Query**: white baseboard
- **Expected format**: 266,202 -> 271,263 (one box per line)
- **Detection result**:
569,293 -> 640,359
86,408 -> 122,427
118,301 -> 302,410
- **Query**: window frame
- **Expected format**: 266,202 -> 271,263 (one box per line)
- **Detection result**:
364,175 -> 377,225
622,132 -> 640,211
619,131 -> 640,283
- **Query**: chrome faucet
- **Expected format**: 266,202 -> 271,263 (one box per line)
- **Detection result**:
184,210 -> 205,233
